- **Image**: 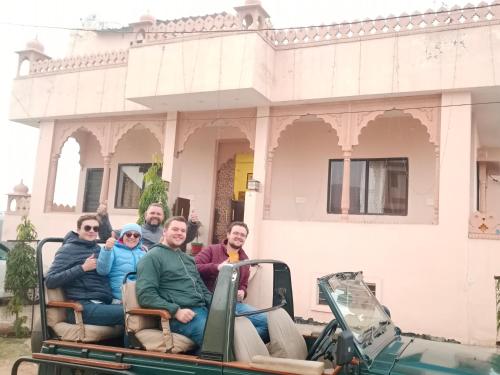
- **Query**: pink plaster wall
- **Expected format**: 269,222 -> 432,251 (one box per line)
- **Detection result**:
269,115 -> 435,223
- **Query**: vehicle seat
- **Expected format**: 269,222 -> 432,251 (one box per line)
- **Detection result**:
267,308 -> 307,359
233,316 -> 270,362
45,286 -> 123,342
121,280 -> 195,353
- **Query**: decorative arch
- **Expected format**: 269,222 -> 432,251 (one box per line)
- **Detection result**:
353,107 -> 439,148
110,121 -> 164,154
177,117 -> 255,154
269,113 -> 342,152
53,123 -> 104,158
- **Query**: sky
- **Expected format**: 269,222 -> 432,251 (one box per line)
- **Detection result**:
0,0 -> 475,211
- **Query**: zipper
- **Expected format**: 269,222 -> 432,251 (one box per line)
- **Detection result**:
178,252 -> 203,301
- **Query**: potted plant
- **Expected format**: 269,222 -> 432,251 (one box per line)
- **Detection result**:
190,237 -> 203,256
190,227 -> 203,256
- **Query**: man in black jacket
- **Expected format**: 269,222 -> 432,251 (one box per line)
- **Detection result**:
45,214 -> 124,326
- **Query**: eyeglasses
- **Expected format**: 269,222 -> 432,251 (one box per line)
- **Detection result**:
124,232 -> 141,239
83,225 -> 99,232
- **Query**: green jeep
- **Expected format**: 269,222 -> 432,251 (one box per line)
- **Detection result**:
13,238 -> 500,375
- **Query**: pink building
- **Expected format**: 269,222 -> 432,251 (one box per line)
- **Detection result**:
5,1 -> 500,346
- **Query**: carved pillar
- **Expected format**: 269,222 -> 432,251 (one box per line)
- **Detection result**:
433,146 -> 440,223
162,112 -> 178,202
244,106 -> 271,259
263,150 -> 274,218
45,153 -> 60,211
340,150 -> 352,219
99,154 -> 112,203
478,161 -> 487,213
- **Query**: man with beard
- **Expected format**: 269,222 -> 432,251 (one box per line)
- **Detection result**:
195,221 -> 268,341
136,216 -> 212,350
97,202 -> 200,250
45,214 -> 124,327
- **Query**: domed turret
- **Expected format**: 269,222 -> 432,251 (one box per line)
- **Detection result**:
139,13 -> 156,24
25,38 -> 44,53
13,180 -> 29,195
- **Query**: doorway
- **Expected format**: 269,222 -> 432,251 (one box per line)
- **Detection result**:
212,141 -> 253,244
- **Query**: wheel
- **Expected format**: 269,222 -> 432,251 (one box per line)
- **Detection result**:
31,317 -> 43,353
306,319 -> 338,361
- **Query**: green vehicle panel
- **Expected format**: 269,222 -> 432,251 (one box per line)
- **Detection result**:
12,238 -> 500,375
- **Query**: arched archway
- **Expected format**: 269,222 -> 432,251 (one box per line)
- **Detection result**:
350,111 -> 436,222
269,116 -> 341,220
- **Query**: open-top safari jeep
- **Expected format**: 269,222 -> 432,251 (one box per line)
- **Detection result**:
13,238 -> 500,375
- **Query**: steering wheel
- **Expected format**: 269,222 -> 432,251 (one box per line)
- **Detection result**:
306,319 -> 338,361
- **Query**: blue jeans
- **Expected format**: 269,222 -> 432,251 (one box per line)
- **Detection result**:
67,301 -> 124,326
169,306 -> 208,349
236,303 -> 269,342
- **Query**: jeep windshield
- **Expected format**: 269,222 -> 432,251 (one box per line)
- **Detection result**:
319,272 -> 400,364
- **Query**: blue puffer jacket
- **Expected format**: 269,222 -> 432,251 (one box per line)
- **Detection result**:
96,241 -> 145,300
45,231 -> 113,303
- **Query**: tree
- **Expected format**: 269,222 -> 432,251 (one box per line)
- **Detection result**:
5,216 -> 38,337
137,155 -> 170,225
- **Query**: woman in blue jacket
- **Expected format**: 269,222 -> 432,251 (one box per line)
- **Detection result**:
97,223 -> 145,302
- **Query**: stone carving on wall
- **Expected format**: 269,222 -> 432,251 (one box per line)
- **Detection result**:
266,3 -> 499,48
469,211 -> 500,240
29,50 -> 128,75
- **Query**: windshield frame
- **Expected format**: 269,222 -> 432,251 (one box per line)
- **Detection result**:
318,271 -> 400,365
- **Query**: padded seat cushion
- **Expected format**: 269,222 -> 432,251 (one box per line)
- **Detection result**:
267,308 -> 307,360
250,355 -> 324,375
233,317 -> 269,362
52,322 -> 123,342
135,329 -> 195,353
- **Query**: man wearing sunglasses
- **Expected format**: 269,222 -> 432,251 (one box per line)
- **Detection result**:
45,214 -> 124,327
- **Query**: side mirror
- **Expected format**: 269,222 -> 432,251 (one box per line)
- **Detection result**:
382,305 -> 391,317
336,331 -> 355,366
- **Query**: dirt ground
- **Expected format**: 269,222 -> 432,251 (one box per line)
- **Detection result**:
0,337 -> 37,375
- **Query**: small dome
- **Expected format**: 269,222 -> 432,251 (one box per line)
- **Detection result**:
13,180 -> 29,195
26,38 -> 44,53
139,13 -> 156,24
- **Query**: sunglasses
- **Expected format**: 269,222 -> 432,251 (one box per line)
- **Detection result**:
124,232 -> 141,239
83,225 -> 99,232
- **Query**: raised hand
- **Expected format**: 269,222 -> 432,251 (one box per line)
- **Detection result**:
82,253 -> 97,272
105,237 -> 116,250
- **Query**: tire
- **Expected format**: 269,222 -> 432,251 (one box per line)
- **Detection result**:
31,317 -> 43,353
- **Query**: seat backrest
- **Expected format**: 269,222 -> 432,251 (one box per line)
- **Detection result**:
267,308 -> 307,360
45,286 -> 67,328
121,280 -> 158,333
233,317 -> 269,362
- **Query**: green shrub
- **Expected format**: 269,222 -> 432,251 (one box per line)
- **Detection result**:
4,217 -> 37,337
137,155 -> 170,225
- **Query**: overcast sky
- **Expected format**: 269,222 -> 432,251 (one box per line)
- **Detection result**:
0,0 -> 474,210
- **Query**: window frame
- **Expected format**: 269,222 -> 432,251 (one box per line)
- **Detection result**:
82,168 -> 104,213
327,157 -> 409,216
114,163 -> 152,210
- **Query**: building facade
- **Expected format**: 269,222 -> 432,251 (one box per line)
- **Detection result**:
5,1 -> 500,346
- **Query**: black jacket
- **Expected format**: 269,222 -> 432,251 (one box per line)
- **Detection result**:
45,231 -> 113,303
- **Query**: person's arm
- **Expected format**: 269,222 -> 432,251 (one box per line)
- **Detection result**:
194,266 -> 213,306
194,247 -> 219,278
136,254 -> 180,315
184,221 -> 200,245
238,265 -> 250,298
45,246 -> 86,289
96,238 -> 115,276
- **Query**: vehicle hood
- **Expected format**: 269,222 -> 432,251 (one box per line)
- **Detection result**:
390,337 -> 500,375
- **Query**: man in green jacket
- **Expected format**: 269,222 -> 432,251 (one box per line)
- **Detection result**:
136,216 -> 212,350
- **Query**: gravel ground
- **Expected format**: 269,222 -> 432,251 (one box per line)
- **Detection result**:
0,337 -> 37,375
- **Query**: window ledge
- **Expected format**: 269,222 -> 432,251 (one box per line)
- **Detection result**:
469,232 -> 500,240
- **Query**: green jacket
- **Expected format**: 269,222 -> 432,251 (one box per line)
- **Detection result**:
136,244 -> 212,315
